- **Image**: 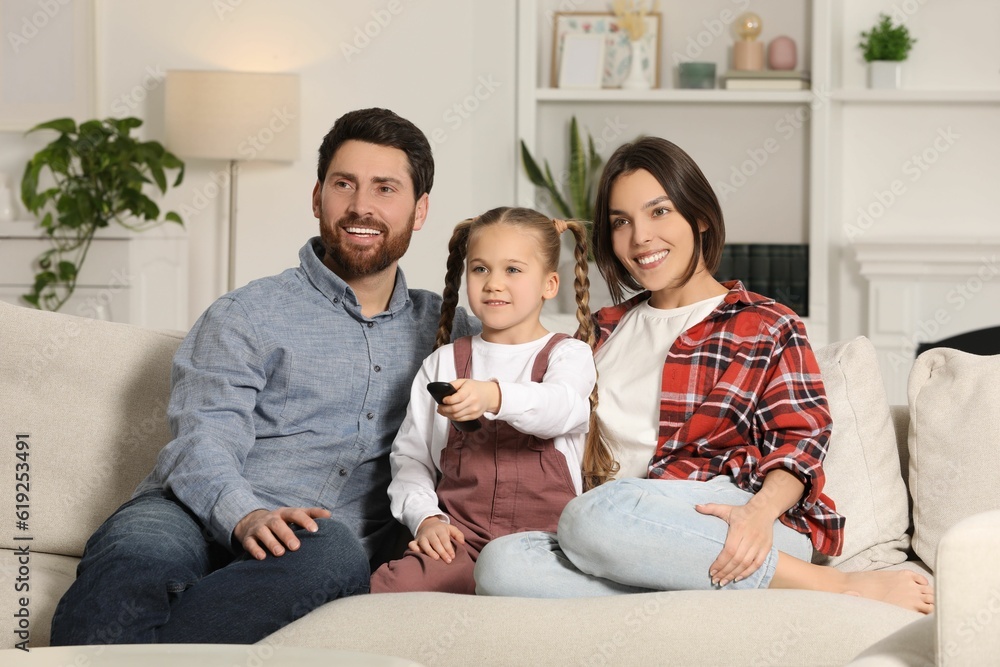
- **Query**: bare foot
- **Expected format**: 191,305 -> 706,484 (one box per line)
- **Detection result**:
841,570 -> 934,614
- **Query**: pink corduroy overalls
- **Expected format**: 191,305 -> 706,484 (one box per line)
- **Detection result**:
370,334 -> 579,594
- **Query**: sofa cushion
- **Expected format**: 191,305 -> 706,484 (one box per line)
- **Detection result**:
0,302 -> 182,558
0,551 -> 77,649
264,590 -> 922,667
908,348 -> 1000,570
812,337 -> 911,571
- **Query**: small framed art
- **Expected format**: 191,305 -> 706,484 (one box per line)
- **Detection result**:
552,12 -> 661,89
557,34 -> 606,89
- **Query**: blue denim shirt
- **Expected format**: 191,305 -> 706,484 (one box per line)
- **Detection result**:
135,238 -> 478,559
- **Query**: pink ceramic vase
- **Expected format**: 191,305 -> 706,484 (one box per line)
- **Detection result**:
767,36 -> 797,70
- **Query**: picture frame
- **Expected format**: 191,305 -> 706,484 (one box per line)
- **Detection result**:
552,12 -> 661,89
557,34 -> 606,89
0,0 -> 95,131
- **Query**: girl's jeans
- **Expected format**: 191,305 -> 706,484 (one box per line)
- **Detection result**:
475,477 -> 813,597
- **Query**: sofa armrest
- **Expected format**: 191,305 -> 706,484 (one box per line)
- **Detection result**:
935,509 -> 1000,665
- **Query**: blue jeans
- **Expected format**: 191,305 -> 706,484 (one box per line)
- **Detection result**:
474,477 -> 813,597
50,490 -> 370,645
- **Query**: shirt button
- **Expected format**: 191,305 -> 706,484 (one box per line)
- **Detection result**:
339,468 -> 347,476
374,365 -> 381,372
366,412 -> 374,420
333,297 -> 340,304
367,322 -> 374,328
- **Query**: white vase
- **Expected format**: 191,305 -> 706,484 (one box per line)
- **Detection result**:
868,61 -> 902,89
0,173 -> 15,222
621,39 -> 650,90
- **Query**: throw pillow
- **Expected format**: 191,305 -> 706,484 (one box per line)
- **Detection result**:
812,336 -> 911,571
908,348 -> 1000,570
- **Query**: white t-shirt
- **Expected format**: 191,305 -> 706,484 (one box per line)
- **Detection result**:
594,295 -> 726,479
388,333 -> 596,536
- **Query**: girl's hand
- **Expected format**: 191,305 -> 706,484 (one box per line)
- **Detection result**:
410,516 -> 465,563
695,502 -> 775,586
436,378 -> 500,422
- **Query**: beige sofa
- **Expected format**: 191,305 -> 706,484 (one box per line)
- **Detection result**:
1,300 -> 998,666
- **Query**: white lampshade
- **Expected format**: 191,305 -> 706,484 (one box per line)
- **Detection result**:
164,70 -> 300,162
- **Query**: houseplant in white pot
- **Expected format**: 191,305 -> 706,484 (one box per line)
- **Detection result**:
20,117 -> 185,311
859,13 -> 916,89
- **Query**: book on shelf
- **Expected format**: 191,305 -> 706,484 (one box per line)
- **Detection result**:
723,70 -> 810,91
713,243 -> 809,317
748,245 -> 772,297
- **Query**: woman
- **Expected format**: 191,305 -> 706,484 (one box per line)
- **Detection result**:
473,137 -> 933,613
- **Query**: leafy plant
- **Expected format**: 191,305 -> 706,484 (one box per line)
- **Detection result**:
520,116 -> 604,227
859,13 -> 916,62
20,117 -> 185,311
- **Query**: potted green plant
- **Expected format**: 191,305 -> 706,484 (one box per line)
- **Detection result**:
520,116 -> 603,233
20,116 -> 185,311
858,13 -> 916,89
521,116 -> 612,309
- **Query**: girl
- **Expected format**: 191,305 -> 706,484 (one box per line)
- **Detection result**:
370,206 -> 610,594
475,138 -> 934,614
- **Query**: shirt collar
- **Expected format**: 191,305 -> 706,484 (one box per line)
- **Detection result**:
717,280 -> 773,311
299,237 -> 412,316
594,280 -> 772,349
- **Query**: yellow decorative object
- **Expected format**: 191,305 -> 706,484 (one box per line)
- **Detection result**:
736,12 -> 762,41
733,12 -> 765,71
612,0 -> 656,41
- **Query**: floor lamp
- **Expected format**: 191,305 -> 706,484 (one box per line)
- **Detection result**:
165,70 -> 300,292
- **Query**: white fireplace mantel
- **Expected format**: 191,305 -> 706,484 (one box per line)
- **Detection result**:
853,237 -> 1000,404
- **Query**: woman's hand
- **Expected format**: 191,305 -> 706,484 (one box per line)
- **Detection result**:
410,516 -> 465,563
696,469 -> 805,586
436,378 -> 500,422
695,501 -> 775,586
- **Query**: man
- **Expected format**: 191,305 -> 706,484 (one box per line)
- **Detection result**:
50,108 -> 478,645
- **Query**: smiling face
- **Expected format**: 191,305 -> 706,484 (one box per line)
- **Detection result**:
609,168 -> 719,309
312,139 -> 428,280
466,224 -> 558,344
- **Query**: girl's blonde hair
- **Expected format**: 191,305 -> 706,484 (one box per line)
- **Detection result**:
435,206 -> 618,490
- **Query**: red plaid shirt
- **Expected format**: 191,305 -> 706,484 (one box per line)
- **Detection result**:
593,281 -> 844,556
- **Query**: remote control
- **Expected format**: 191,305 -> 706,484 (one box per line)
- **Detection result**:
426,382 -> 482,432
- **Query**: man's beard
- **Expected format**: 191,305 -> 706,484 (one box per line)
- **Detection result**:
320,211 -> 415,279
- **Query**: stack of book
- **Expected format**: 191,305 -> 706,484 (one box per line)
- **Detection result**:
714,243 -> 809,317
722,70 -> 810,91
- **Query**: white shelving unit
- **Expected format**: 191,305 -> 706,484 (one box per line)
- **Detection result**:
534,89 -> 815,104
516,0 -> 1000,361
517,0 -> 828,343
830,90 -> 1000,104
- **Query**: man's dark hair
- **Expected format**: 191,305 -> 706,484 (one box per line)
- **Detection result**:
316,108 -> 434,199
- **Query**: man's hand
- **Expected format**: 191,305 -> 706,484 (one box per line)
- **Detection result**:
409,516 -> 465,563
234,507 -> 331,560
436,378 -> 500,422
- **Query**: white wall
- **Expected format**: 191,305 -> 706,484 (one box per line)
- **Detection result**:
2,0 -> 996,345
1,0 -> 517,327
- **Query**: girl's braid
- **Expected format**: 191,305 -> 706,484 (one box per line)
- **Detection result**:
434,219 -> 474,349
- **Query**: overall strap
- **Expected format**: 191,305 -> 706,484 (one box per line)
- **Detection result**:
529,333 -> 570,382
452,336 -> 474,380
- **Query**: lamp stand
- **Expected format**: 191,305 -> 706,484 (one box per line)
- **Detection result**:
227,160 -> 239,292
